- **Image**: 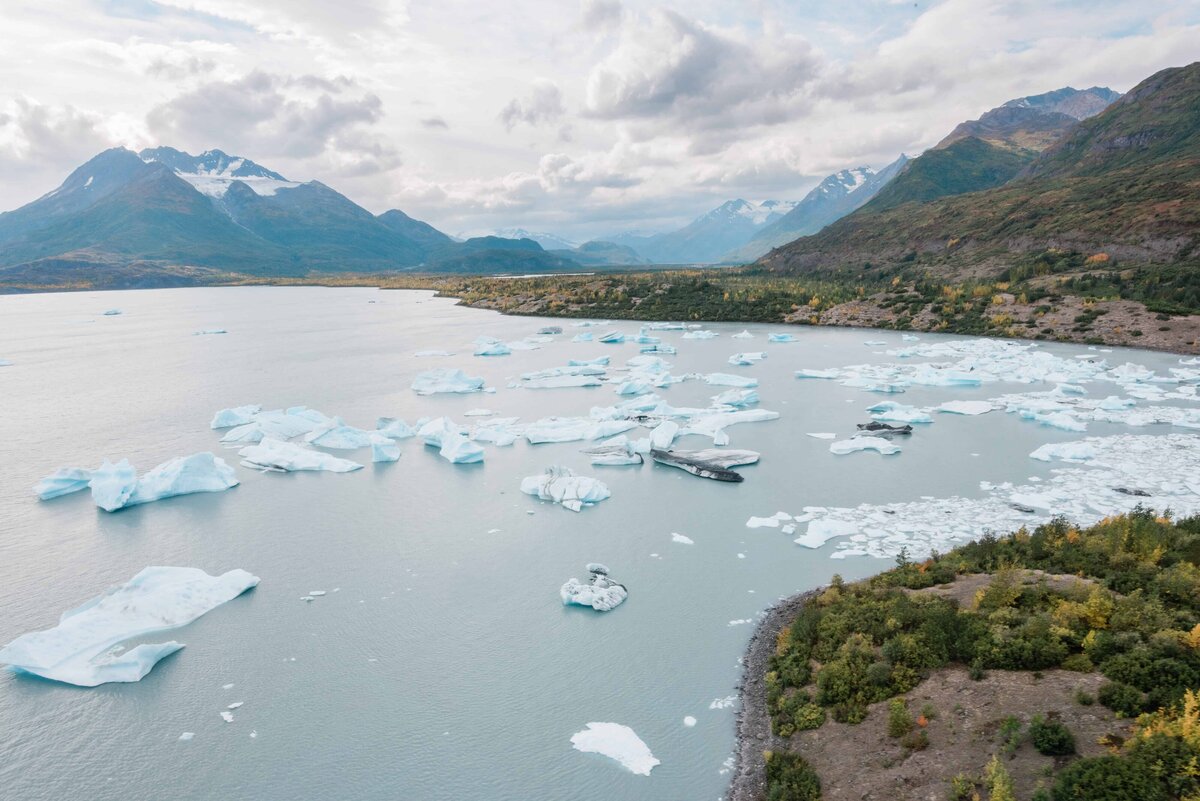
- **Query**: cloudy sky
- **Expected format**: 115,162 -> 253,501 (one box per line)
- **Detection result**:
2,0 -> 1199,240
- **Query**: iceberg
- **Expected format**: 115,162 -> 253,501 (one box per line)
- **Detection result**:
568,357 -> 610,367
682,330 -> 717,340
33,467 -> 93,500
732,330 -> 754,339
649,421 -> 680,450
411,368 -> 485,395
304,420 -> 375,450
0,566 -> 259,686
102,309 -> 122,316
651,448 -> 759,482
712,388 -> 759,407
376,417 -> 418,439
570,722 -> 659,775
370,434 -> 400,463
938,400 -> 994,416
598,331 -> 626,344
238,438 -> 363,473
89,459 -> 137,511
768,333 -> 797,343
795,368 -> 840,379
704,373 -> 758,388
572,333 -> 593,342
582,437 -> 644,466
474,341 -> 511,356
210,405 -> 262,429
829,437 -> 901,456
728,352 -> 766,366
525,418 -> 637,445
1030,441 -> 1096,462
521,466 -> 610,512
438,435 -> 485,464
560,564 -> 628,611
124,453 -> 238,507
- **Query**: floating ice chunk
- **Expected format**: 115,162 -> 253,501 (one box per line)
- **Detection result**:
732,330 -> 754,339
870,403 -> 932,424
678,409 -> 779,444
521,466 -> 610,512
746,517 -> 781,529
474,341 -> 511,356
525,418 -> 637,445
218,407 -> 331,444
829,437 -> 901,455
469,418 -> 521,446
0,566 -> 258,686
795,368 -> 840,379
413,350 -> 453,357
102,309 -> 122,316
419,417 -> 466,448
581,436 -> 643,466
728,352 -> 766,366
238,438 -> 362,473
526,374 -> 604,389
649,421 -> 680,450
682,330 -> 717,340
671,533 -> 694,545
768,333 -> 797,343
712,388 -> 759,407
370,434 -> 400,463
683,716 -> 697,726
901,334 -> 920,341
635,333 -> 660,344
598,331 -> 625,344
304,420 -> 375,450
194,329 -> 226,335
806,433 -> 836,440
376,418 -> 417,439
538,326 -> 563,335
569,357 -> 610,367
794,519 -> 859,549
640,343 -> 677,355
938,400 -> 994,415
652,448 -> 759,482
411,368 -> 485,395
1027,410 -> 1086,432
615,380 -> 653,396
33,467 -> 93,500
572,333 -> 593,342
179,732 -> 194,741
89,459 -> 137,512
438,435 -> 484,464
570,723 -> 658,775
210,405 -> 261,429
561,564 -> 627,611
124,453 -> 238,508
220,711 -> 234,723
704,373 -> 758,388
1029,441 -> 1097,462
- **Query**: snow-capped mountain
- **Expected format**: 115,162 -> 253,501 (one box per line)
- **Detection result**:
726,156 -> 910,262
139,146 -> 299,197
617,199 -> 798,264
485,228 -> 580,251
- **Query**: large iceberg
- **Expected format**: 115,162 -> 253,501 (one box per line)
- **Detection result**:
411,368 -> 485,395
521,466 -> 610,512
125,453 -> 239,507
561,564 -> 628,611
0,566 -> 259,686
570,722 -> 659,775
89,459 -> 137,511
238,438 -> 363,472
651,448 -> 759,482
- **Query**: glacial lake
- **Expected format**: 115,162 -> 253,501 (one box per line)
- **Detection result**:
2,286 -> 1199,801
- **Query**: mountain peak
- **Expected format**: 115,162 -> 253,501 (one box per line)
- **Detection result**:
139,146 -> 297,198
938,86 -> 1121,152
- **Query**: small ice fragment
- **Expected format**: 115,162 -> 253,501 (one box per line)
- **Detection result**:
228,701 -> 244,709
223,683 -> 234,689
178,732 -> 194,741
683,716 -> 697,727
570,722 -> 659,775
249,730 -> 257,738
102,309 -> 122,316
732,330 -> 754,339
937,400 -> 994,415
768,333 -> 797,343
220,711 -> 234,723
671,533 -> 694,545
561,564 -> 628,611
737,553 -> 746,559
806,433 -> 836,440
309,590 -> 326,597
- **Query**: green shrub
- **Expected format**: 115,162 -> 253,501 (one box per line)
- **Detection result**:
1098,682 -> 1145,717
888,698 -> 915,738
1050,756 -> 1166,801
948,774 -> 978,801
1074,688 -> 1095,706
765,751 -> 821,801
901,728 -> 929,751
1029,715 -> 1076,755
793,703 -> 826,731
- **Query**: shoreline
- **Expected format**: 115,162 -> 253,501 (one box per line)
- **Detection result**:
727,587 -> 824,801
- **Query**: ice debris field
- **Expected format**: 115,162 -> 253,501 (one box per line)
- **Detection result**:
16,319 -> 1200,775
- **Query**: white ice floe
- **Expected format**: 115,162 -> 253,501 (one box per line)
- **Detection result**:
711,389 -> 759,407
32,467 -> 93,500
370,434 -> 400,463
732,330 -> 754,339
561,563 -> 627,611
437,435 -> 485,464
678,409 -> 779,445
525,417 -> 637,445
683,716 -> 697,727
570,723 -> 659,776
829,437 -> 901,456
304,420 -> 375,450
795,368 -> 840,379
569,357 -> 610,367
411,368 -> 485,395
521,466 -> 610,512
867,401 -> 932,424
238,438 -> 362,473
937,400 -> 995,416
0,567 -> 258,686
376,418 -> 418,439
728,352 -> 766,366
671,533 -> 694,545
413,350 -> 453,357
649,421 -> 679,450
806,433 -> 836,440
210,405 -> 261,429
768,333 -> 797,343
572,333 -> 593,342
775,433 -> 1200,560
683,330 -> 717,340
705,373 -> 758,388
218,407 -> 332,444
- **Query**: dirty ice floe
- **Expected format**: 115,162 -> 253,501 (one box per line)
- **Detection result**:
521,466 -> 610,511
598,331 -> 626,344
561,563 -> 627,611
829,437 -> 901,455
581,436 -> 644,466
651,448 -> 759,482
0,567 -> 258,686
774,433 -> 1200,560
570,722 -> 658,775
238,438 -> 362,473
411,368 -> 485,395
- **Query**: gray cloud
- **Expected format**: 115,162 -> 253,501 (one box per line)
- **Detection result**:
580,0 -> 623,31
421,116 -> 449,129
499,80 -> 565,131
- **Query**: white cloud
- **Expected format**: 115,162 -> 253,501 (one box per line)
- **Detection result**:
499,80 -> 566,131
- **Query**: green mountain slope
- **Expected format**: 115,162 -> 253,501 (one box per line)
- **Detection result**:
865,137 -> 1036,212
760,62 -> 1200,279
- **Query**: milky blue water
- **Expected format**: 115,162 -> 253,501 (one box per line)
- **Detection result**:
0,287 -> 1188,801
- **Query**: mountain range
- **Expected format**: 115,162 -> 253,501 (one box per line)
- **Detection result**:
759,66 -> 1199,279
